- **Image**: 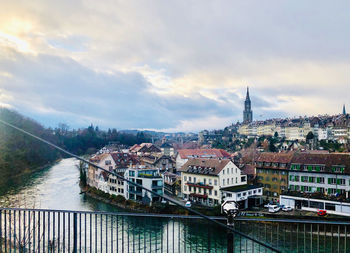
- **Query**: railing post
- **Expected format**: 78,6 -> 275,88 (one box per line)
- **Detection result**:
227,214 -> 235,253
222,201 -> 239,253
73,213 -> 77,253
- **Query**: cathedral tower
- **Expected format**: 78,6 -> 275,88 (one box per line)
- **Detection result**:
243,87 -> 253,123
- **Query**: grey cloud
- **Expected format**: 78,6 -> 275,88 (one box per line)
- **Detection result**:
0,51 -> 242,130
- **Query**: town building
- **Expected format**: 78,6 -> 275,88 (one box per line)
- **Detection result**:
221,185 -> 263,209
129,143 -> 162,156
124,166 -> 164,204
163,172 -> 181,196
160,142 -> 175,156
87,152 -> 140,196
175,148 -> 231,169
255,152 -> 294,201
140,154 -> 176,173
179,158 -> 247,206
287,153 -> 350,195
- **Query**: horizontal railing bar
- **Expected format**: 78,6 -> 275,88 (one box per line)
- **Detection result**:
1,207 -> 349,225
236,217 -> 350,225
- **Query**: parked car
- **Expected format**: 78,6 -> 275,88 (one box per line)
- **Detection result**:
185,201 -> 192,208
317,210 -> 327,216
282,206 -> 293,212
264,203 -> 275,208
268,205 -> 281,213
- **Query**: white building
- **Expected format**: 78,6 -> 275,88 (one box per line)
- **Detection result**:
179,159 -> 247,206
124,166 -> 164,203
221,185 -> 263,209
87,152 -> 140,197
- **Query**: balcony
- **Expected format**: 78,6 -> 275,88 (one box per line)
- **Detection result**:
189,193 -> 208,199
186,182 -> 213,189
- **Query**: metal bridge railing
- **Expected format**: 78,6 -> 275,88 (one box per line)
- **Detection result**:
0,207 -> 279,253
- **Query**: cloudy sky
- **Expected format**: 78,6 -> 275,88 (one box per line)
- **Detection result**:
0,1 -> 349,132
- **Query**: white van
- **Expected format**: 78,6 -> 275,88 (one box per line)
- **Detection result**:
268,205 -> 281,213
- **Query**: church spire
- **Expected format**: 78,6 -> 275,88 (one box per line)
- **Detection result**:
245,86 -> 250,101
343,104 -> 346,115
243,87 -> 253,123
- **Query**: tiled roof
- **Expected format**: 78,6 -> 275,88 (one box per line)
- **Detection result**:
179,158 -> 231,175
177,149 -> 231,159
241,164 -> 256,175
256,152 -> 294,164
110,152 -> 140,168
291,153 -> 350,172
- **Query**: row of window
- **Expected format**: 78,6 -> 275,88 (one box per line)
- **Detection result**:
225,189 -> 262,198
256,162 -> 287,168
290,185 -> 346,195
290,176 -> 348,185
184,176 -> 218,186
263,184 -> 286,190
184,185 -> 218,196
222,167 -> 238,175
257,176 -> 286,182
109,178 -> 124,185
109,186 -> 124,194
256,169 -> 287,175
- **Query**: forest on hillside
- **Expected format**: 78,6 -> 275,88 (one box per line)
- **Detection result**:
0,108 -> 150,180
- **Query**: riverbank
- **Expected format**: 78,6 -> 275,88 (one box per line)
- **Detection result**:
83,185 -> 222,216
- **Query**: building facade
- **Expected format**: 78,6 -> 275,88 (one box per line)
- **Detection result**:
255,152 -> 294,201
124,166 -> 164,203
180,159 -> 247,206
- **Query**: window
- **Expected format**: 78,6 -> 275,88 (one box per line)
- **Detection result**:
295,176 -> 300,182
194,177 -> 196,183
222,179 -> 225,186
272,177 -> 278,182
325,203 -> 336,211
237,193 -> 241,197
204,179 -> 206,184
209,179 -> 212,185
231,168 -> 233,174
209,189 -> 212,195
184,176 -> 187,181
227,178 -> 229,185
129,171 -> 135,177
231,178 -> 234,184
241,177 -> 246,182
309,177 -> 315,183
223,170 -> 225,175
337,178 -> 346,185
105,160 -> 111,165
214,190 -> 217,196
184,186 -> 187,191
328,178 -> 336,185
317,177 -> 324,184
214,179 -> 217,186
189,177 -> 192,182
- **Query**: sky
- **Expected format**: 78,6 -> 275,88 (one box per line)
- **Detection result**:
0,1 -> 349,132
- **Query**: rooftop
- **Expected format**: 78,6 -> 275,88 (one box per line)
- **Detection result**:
221,184 -> 262,193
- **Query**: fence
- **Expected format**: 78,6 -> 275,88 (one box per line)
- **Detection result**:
0,207 -> 282,253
